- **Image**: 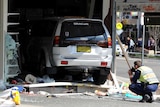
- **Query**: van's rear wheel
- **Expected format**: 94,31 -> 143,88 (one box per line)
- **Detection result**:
93,68 -> 109,85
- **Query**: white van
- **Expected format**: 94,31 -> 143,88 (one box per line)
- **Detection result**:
19,17 -> 113,85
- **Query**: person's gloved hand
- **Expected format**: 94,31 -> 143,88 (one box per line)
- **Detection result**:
130,67 -> 135,72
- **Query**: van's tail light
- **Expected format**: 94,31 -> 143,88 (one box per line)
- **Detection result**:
61,61 -> 68,65
108,37 -> 112,48
53,36 -> 60,46
101,62 -> 107,67
97,41 -> 107,48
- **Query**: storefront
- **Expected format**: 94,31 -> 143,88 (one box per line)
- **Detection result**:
116,0 -> 160,54
0,0 -> 110,83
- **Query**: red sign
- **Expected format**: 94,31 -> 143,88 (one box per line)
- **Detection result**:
116,0 -> 160,3
143,5 -> 155,11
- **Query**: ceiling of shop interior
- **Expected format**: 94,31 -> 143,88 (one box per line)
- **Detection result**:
8,0 -> 103,19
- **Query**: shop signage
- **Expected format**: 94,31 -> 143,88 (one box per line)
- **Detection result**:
116,3 -> 160,12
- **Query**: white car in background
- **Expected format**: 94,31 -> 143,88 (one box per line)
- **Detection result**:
116,40 -> 127,56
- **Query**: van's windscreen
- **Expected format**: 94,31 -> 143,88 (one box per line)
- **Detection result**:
61,20 -> 105,38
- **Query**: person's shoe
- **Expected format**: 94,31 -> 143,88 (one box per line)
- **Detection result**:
139,94 -> 150,103
146,98 -> 154,103
139,96 -> 146,103
139,99 -> 145,103
146,94 -> 154,103
144,94 -> 150,101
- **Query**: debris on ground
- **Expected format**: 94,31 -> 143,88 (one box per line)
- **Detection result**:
7,73 -> 56,85
37,91 -> 51,96
94,90 -> 107,96
1,76 -> 160,106
47,93 -> 84,98
94,81 -> 160,102
24,74 -> 55,84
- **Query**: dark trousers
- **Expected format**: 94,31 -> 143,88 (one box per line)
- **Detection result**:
128,46 -> 134,52
129,83 -> 158,96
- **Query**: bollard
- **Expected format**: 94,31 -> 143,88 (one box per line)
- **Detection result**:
10,87 -> 21,105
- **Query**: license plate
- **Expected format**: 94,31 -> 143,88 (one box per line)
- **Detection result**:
77,46 -> 91,53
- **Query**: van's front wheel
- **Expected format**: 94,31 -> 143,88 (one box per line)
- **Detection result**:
38,55 -> 46,77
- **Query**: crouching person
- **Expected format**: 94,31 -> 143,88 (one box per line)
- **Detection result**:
128,60 -> 159,103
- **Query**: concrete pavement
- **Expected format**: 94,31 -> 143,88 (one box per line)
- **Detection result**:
17,93 -> 160,107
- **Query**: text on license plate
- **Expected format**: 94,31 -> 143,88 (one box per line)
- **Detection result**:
77,46 -> 91,53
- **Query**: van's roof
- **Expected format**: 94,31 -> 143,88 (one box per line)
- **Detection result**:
44,16 -> 103,22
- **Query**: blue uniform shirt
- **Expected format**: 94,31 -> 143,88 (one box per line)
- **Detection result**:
131,70 -> 141,83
